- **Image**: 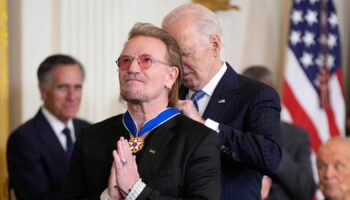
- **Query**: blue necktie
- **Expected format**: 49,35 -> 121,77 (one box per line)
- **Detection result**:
62,127 -> 73,157
190,90 -> 205,112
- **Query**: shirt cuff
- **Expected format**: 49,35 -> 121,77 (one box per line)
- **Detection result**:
100,188 -> 110,200
99,179 -> 146,200
125,179 -> 146,200
204,118 -> 219,133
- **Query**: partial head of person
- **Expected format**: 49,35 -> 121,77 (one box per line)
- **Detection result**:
116,22 -> 183,108
317,137 -> 350,200
242,65 -> 276,88
162,3 -> 223,91
38,54 -> 85,124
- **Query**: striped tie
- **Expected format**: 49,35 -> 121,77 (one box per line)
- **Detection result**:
190,90 -> 205,112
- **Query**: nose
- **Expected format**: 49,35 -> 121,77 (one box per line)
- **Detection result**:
324,165 -> 336,179
66,88 -> 75,101
66,87 -> 81,101
127,58 -> 142,73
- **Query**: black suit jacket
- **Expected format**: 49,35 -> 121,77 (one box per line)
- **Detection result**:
180,64 -> 282,200
267,122 -> 316,200
61,114 -> 221,200
7,109 -> 90,200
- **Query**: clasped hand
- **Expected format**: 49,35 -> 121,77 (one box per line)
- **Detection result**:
108,137 -> 140,200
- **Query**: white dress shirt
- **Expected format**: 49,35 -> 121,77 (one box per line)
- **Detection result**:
187,63 -> 227,132
41,106 -> 75,151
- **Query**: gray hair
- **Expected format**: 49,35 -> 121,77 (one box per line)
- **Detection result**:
37,54 -> 85,88
162,3 -> 224,45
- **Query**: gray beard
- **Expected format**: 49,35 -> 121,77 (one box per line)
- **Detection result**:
120,91 -> 149,105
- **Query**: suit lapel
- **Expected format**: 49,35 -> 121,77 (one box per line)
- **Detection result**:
107,116 -> 130,155
203,64 -> 239,119
137,116 -> 177,180
35,110 -> 69,168
179,63 -> 240,120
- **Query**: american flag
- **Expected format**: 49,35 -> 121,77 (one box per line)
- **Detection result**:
281,0 -> 345,196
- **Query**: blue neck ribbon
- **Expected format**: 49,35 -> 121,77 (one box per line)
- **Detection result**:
122,108 -> 181,137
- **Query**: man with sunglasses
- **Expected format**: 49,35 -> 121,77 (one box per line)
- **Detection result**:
62,22 -> 220,200
162,3 -> 282,200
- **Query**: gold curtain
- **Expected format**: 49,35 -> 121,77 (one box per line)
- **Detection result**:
0,0 -> 9,199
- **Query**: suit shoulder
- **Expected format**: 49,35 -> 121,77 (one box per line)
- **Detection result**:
175,115 -> 218,138
9,117 -> 39,139
239,75 -> 278,94
281,122 -> 308,136
73,118 -> 92,128
81,115 -> 122,132
281,122 -> 310,142
236,75 -> 280,104
7,116 -> 43,151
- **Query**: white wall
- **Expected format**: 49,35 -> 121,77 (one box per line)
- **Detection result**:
8,0 -> 350,131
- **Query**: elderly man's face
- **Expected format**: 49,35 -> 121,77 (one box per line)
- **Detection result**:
164,18 -> 218,91
118,36 -> 177,105
317,140 -> 350,199
40,65 -> 83,124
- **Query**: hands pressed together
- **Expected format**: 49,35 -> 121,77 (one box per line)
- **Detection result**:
108,137 -> 140,200
107,101 -> 203,199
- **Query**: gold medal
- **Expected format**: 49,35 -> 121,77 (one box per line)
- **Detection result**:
128,136 -> 144,153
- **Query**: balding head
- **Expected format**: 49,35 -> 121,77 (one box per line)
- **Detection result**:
316,137 -> 350,200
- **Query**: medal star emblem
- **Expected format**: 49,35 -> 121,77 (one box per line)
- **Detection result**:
128,136 -> 144,153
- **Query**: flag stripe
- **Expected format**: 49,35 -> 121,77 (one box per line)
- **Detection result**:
284,49 -> 330,143
283,81 -> 322,150
331,69 -> 346,134
325,107 -> 340,137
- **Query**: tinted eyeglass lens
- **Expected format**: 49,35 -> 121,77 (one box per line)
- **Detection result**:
117,55 -> 153,70
139,55 -> 153,69
117,56 -> 132,70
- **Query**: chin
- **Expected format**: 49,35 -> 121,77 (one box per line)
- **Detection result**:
183,80 -> 195,89
62,111 -> 78,119
324,190 -> 341,199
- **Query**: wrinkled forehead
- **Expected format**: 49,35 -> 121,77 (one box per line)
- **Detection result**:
121,36 -> 168,58
317,142 -> 350,162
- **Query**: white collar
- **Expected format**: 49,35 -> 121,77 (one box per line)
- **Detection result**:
189,62 -> 227,97
41,106 -> 74,134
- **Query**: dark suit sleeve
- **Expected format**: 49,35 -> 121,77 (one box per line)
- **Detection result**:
137,131 -> 221,200
219,86 -> 282,174
271,126 -> 316,200
7,131 -> 60,200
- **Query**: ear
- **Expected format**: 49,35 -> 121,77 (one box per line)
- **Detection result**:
210,34 -> 221,57
165,67 -> 179,88
39,83 -> 47,101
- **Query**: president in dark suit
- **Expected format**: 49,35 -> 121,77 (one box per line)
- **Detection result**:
7,54 -> 90,200
62,22 -> 220,200
162,3 -> 282,199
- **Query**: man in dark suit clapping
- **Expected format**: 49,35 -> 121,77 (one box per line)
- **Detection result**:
7,54 -> 90,200
162,3 -> 282,200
